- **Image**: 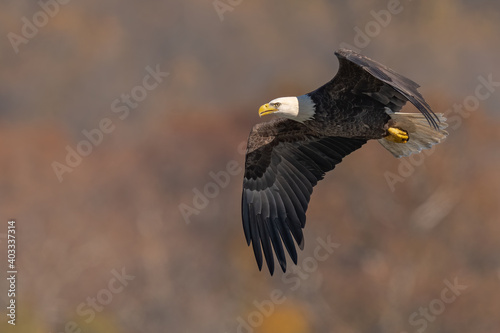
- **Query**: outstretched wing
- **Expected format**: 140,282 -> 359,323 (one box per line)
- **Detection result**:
242,118 -> 366,274
330,48 -> 439,129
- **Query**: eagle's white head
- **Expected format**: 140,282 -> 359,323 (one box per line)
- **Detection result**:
258,95 -> 316,122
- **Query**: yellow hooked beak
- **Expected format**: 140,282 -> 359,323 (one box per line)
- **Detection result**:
258,103 -> 278,117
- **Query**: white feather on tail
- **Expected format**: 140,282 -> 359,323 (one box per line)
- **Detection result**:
378,112 -> 448,158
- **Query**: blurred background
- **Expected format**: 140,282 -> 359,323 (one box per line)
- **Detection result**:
1,0 -> 500,332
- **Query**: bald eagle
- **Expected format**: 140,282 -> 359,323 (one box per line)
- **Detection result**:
242,49 -> 448,275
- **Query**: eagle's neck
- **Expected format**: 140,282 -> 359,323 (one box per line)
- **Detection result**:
295,94 -> 316,122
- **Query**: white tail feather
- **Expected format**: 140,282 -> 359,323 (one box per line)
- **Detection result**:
378,113 -> 448,158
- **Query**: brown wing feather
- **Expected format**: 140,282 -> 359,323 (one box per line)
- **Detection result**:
331,49 -> 439,129
242,118 -> 366,274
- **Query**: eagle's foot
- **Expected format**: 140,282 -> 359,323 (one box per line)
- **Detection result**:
385,127 -> 409,143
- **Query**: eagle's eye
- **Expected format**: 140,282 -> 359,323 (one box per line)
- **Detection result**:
273,102 -> 281,108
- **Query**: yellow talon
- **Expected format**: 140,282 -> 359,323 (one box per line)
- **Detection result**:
385,127 -> 409,143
